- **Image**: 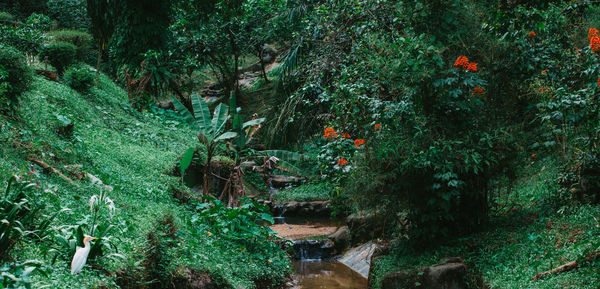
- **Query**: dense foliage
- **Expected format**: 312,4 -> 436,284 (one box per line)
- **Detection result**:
0,46 -> 34,112
1,0 -> 600,288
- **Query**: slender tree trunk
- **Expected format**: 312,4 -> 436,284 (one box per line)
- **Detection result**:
95,42 -> 103,86
259,49 -> 269,82
203,147 -> 213,194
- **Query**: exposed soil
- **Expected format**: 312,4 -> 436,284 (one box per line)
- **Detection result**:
270,224 -> 339,240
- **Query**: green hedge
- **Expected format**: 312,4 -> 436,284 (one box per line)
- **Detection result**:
0,46 -> 34,113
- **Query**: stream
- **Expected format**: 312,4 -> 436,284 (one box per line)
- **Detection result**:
292,260 -> 368,289
272,205 -> 368,289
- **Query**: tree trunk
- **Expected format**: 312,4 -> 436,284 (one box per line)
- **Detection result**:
259,48 -> 269,82
95,42 -> 103,86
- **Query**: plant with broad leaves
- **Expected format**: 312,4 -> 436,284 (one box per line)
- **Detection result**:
173,94 -> 239,194
0,260 -> 45,289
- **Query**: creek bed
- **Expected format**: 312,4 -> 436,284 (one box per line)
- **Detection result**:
291,260 -> 367,289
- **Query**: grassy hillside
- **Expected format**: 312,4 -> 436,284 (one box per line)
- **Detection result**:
0,72 -> 290,288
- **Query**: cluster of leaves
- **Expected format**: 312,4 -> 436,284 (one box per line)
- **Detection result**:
191,196 -> 281,256
0,46 -> 34,114
64,65 -> 95,93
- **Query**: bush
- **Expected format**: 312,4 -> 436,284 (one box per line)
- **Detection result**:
0,46 -> 34,112
48,29 -> 92,48
64,65 -> 94,92
26,13 -> 53,31
0,12 -> 14,22
47,0 -> 89,29
39,42 -> 77,74
0,24 -> 45,54
48,29 -> 93,62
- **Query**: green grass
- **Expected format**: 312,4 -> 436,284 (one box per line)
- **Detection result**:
272,182 -> 333,203
0,72 -> 290,288
370,161 -> 600,288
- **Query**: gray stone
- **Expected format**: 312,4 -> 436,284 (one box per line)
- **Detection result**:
328,226 -> 350,252
378,258 -> 468,289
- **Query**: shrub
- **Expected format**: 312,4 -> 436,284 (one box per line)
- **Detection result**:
0,46 -> 34,112
64,65 -> 94,92
26,13 -> 52,31
0,12 -> 14,22
39,42 -> 77,74
48,29 -> 92,48
47,0 -> 89,29
0,24 -> 45,54
48,29 -> 93,62
0,176 -> 43,261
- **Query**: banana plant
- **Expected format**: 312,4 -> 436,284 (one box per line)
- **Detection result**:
173,94 -> 238,194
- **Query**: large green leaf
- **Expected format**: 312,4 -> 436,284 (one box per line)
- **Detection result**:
242,118 -> 266,129
214,132 -> 238,142
192,93 -> 211,133
211,103 -> 229,137
180,147 -> 195,176
172,97 -> 197,129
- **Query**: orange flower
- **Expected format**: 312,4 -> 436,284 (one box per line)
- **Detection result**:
354,139 -> 365,148
324,127 -> 338,139
466,62 -> 478,72
453,56 -> 469,69
472,87 -> 484,97
530,153 -> 536,159
528,31 -> 536,38
590,36 -> 600,53
589,28 -> 599,40
337,158 -> 348,166
542,69 -> 548,75
342,133 -> 351,139
374,123 -> 382,131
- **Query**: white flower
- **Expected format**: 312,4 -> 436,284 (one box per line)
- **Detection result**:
104,197 -> 116,218
89,195 -> 99,212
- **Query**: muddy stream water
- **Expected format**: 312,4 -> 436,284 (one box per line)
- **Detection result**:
291,260 -> 368,289
271,210 -> 368,289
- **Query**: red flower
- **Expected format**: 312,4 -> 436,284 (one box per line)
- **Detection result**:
589,28 -> 599,40
453,56 -> 469,69
374,123 -> 382,131
467,62 -> 478,72
323,127 -> 338,139
597,77 -> 600,87
472,87 -> 484,97
354,139 -> 365,148
528,31 -> 536,38
342,133 -> 351,139
590,36 -> 600,53
337,158 -> 348,166
530,153 -> 537,159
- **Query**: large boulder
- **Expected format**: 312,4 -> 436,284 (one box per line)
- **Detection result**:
380,257 -> 468,289
328,226 -> 350,252
345,211 -> 387,243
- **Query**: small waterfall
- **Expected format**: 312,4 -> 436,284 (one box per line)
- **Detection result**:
273,205 -> 286,224
292,240 -> 335,261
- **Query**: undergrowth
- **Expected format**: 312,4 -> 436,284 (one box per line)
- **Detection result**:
0,74 -> 290,288
370,161 -> 600,289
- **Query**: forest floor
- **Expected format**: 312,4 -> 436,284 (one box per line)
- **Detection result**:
369,161 -> 600,288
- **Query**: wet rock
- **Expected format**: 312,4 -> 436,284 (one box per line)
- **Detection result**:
338,242 -> 378,278
292,239 -> 336,260
328,226 -> 350,252
270,175 -> 306,188
379,257 -> 468,289
345,211 -> 386,243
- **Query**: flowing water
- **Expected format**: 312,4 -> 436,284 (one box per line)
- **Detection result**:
292,260 -> 368,289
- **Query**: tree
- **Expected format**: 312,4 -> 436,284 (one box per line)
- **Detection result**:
86,0 -> 115,85
111,0 -> 172,69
